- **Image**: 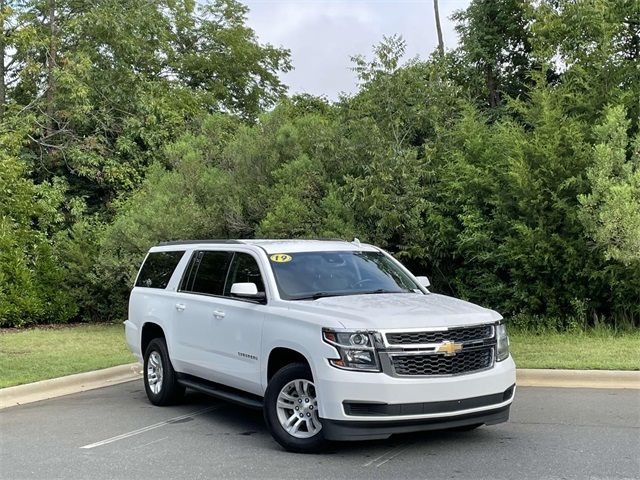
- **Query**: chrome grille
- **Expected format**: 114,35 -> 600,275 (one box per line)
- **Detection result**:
385,324 -> 493,345
391,347 -> 493,376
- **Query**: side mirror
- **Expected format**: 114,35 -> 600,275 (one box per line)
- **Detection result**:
415,276 -> 430,288
230,282 -> 265,300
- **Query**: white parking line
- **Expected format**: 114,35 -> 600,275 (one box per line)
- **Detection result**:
79,406 -> 219,449
363,442 -> 412,468
374,444 -> 413,467
131,436 -> 168,451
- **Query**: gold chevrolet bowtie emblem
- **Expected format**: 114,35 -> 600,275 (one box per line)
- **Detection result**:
436,341 -> 463,356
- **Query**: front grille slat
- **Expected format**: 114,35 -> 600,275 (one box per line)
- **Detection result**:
383,324 -> 496,376
386,325 -> 493,345
391,347 -> 493,376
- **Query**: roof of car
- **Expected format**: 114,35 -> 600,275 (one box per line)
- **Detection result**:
153,239 -> 379,254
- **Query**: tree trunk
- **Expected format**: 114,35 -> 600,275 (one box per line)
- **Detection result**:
0,0 -> 6,121
46,0 -> 56,135
486,64 -> 500,108
433,0 -> 444,56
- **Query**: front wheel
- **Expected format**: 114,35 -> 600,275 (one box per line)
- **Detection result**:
263,363 -> 327,453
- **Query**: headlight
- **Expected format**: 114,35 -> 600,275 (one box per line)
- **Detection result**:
322,329 -> 380,372
496,323 -> 510,362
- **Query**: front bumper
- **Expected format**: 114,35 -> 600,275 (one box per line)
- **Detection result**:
322,403 -> 511,441
314,354 -> 516,439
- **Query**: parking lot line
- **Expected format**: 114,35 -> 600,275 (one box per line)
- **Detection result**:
374,443 -> 413,467
79,406 -> 219,449
362,442 -> 412,467
131,436 -> 168,451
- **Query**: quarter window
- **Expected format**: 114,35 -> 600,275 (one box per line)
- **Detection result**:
135,251 -> 184,289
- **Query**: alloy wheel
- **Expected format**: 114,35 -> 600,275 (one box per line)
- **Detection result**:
275,379 -> 321,438
147,350 -> 164,394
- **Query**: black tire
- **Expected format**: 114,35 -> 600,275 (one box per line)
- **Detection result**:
263,363 -> 327,453
143,337 -> 185,406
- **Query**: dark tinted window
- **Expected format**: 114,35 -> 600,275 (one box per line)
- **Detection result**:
184,251 -> 233,296
135,251 -> 184,289
224,253 -> 265,295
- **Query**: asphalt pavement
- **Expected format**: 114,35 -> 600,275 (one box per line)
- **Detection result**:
0,382 -> 638,479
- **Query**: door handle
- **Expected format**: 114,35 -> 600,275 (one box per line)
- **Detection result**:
213,310 -> 226,319
175,303 -> 186,312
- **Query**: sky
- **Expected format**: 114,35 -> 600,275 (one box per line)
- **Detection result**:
242,0 -> 472,99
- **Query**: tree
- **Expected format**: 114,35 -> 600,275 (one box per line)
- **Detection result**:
349,36 -> 434,155
45,0 -> 56,136
5,0 -> 640,329
453,0 -> 533,109
0,130 -> 75,327
1,0 -> 6,119
6,0 -> 291,209
579,106 -> 640,265
532,0 -> 640,132
433,0 -> 444,56
0,0 -> 27,120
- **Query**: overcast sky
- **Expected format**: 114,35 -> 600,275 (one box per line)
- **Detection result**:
242,0 -> 471,99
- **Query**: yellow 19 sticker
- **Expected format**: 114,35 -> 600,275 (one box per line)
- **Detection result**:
270,253 -> 292,263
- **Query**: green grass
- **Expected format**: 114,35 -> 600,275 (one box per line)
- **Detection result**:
510,329 -> 640,370
1,324 -> 638,389
0,324 -> 135,388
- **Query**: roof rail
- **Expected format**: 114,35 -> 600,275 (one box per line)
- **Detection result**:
157,239 -> 242,246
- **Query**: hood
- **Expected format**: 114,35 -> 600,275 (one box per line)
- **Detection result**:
286,293 -> 500,330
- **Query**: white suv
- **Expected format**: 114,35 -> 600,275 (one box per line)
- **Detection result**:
125,239 -> 515,452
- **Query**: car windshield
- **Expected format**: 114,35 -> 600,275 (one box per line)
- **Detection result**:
268,251 -> 422,300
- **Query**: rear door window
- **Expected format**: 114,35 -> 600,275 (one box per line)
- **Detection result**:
181,251 -> 234,296
135,251 -> 184,289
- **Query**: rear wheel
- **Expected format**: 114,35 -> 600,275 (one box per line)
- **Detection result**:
264,363 -> 327,453
143,337 -> 185,406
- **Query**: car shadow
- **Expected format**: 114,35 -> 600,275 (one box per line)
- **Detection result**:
178,390 -> 508,455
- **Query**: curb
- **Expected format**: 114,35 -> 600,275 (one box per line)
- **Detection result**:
516,369 -> 640,390
0,363 -> 142,410
1,365 -> 638,410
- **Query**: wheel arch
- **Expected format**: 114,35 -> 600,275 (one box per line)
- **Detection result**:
267,347 -> 312,382
141,322 -> 165,356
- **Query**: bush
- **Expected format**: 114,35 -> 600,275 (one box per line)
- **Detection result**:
0,155 -> 76,327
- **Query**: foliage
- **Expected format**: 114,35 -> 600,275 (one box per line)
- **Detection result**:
0,132 -> 76,326
1,0 -> 639,329
579,106 -> 640,265
452,0 -> 534,109
532,0 -> 640,132
4,0 -> 290,209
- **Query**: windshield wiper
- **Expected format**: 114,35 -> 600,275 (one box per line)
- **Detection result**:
359,289 -> 407,295
291,292 -> 342,301
293,289 -> 408,300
